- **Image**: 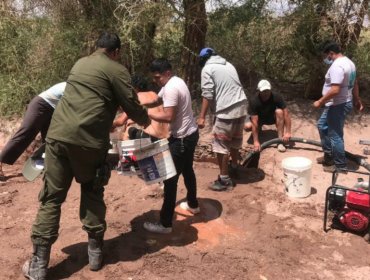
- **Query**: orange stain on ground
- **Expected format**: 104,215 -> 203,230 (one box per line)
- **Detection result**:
175,201 -> 242,249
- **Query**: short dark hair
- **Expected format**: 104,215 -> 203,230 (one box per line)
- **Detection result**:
149,58 -> 172,73
96,32 -> 121,52
131,75 -> 149,91
322,41 -> 341,54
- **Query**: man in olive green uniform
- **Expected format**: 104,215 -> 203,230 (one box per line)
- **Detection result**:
22,32 -> 150,280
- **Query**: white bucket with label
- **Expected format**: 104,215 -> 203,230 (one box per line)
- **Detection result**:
282,156 -> 312,198
118,138 -> 151,175
134,139 -> 176,185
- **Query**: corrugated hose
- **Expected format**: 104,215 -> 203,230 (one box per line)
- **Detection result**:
241,137 -> 370,172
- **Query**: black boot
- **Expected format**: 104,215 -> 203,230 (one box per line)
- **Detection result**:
22,244 -> 51,280
316,153 -> 334,166
88,235 -> 104,271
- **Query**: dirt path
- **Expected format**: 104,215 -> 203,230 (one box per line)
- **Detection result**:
1,100 -> 370,280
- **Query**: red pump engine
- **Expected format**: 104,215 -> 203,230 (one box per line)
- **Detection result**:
328,188 -> 370,232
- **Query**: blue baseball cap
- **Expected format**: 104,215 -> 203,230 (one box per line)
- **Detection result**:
199,47 -> 215,57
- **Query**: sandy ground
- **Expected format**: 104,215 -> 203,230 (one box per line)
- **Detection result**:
1,99 -> 370,280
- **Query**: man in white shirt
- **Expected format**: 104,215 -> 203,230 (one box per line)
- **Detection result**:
143,58 -> 200,234
313,41 -> 363,172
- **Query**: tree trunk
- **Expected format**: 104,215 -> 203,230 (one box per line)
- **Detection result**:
180,0 -> 207,97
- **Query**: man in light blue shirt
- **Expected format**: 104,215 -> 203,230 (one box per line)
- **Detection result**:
0,82 -> 66,180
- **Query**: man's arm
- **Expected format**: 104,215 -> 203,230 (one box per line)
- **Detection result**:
353,78 -> 363,112
313,84 -> 341,108
197,97 -> 210,129
142,96 -> 163,108
148,106 -> 175,123
198,68 -> 214,129
112,112 -> 128,130
250,115 -> 261,151
282,108 -> 291,142
112,69 -> 150,127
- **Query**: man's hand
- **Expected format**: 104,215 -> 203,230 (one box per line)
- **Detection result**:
354,99 -> 364,112
143,96 -> 163,108
126,119 -> 135,126
313,100 -> 322,108
142,119 -> 151,129
253,140 -> 261,152
197,117 -> 206,129
314,85 -> 339,109
282,132 -> 291,143
110,125 -> 117,133
111,112 -> 128,131
110,121 -> 120,132
198,98 -> 210,129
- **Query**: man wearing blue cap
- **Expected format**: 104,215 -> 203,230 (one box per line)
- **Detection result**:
197,48 -> 247,191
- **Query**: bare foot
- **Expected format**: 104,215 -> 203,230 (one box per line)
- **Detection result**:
364,233 -> 370,243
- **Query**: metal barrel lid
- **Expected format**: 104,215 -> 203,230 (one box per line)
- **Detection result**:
22,143 -> 46,182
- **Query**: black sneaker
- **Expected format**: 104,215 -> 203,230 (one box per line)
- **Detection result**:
143,222 -> 172,234
323,165 -> 347,174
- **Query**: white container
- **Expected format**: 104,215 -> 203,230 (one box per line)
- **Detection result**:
118,138 -> 151,175
354,179 -> 369,190
282,156 -> 312,198
134,139 -> 176,185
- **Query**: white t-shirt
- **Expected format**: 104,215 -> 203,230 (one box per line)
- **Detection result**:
158,76 -> 197,138
38,82 -> 66,109
322,56 -> 356,106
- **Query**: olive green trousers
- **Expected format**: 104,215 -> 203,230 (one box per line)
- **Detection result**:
31,139 -> 108,246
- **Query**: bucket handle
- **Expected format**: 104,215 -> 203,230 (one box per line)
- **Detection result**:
136,135 -> 154,151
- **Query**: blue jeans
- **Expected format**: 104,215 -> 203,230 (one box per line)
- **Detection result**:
317,101 -> 353,168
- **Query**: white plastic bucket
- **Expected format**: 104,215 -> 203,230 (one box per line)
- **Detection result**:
281,157 -> 312,198
134,139 -> 176,185
118,138 -> 151,175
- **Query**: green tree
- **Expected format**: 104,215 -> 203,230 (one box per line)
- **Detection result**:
289,0 -> 369,98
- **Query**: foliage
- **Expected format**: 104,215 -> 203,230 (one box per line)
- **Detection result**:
0,0 -> 184,117
353,29 -> 370,76
206,0 -> 370,97
207,1 -> 306,88
0,1 -> 117,116
0,14 -> 55,115
1,0 -> 370,117
153,22 -> 185,68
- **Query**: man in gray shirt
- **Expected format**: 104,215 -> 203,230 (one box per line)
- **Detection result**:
197,48 -> 247,191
